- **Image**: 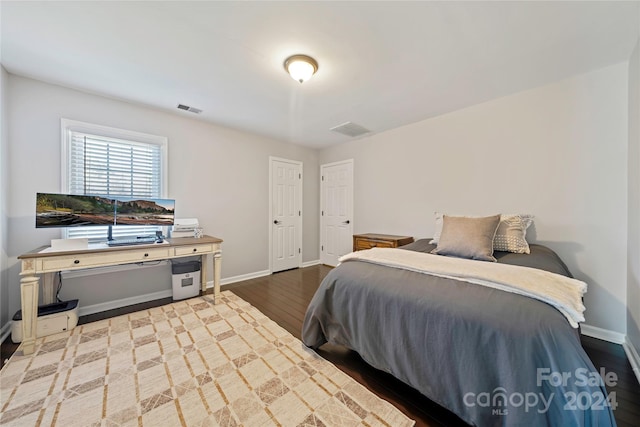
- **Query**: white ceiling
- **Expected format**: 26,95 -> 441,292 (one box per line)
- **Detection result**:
1,1 -> 639,149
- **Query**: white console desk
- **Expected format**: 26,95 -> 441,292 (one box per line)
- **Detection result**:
17,235 -> 222,355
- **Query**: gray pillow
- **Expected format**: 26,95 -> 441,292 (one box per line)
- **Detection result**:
430,212 -> 534,254
431,214 -> 501,262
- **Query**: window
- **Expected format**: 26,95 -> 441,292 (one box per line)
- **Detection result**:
61,119 -> 168,241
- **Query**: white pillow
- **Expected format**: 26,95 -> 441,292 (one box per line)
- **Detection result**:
430,212 -> 533,254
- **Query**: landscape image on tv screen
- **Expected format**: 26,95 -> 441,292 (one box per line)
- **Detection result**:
36,193 -> 176,228
36,193 -> 116,228
114,198 -> 175,226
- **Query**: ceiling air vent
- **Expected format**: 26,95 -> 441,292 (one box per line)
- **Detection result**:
330,122 -> 371,138
177,104 -> 202,114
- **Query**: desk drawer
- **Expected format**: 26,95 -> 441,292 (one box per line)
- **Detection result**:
174,244 -> 214,256
39,247 -> 171,271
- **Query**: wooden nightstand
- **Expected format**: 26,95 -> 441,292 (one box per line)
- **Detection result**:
353,233 -> 414,251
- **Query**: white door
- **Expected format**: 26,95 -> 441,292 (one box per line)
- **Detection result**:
270,157 -> 302,273
320,160 -> 354,266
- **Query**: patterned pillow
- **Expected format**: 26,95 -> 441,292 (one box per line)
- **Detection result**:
430,212 -> 533,254
493,214 -> 533,254
431,214 -> 501,262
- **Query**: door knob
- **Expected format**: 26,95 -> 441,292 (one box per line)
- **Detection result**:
274,220 -> 281,224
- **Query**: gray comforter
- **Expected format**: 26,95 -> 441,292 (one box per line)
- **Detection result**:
302,241 -> 617,427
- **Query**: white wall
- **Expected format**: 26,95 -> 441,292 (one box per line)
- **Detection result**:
0,66 -> 9,333
628,38 -> 640,354
320,63 -> 629,334
4,75 -> 319,327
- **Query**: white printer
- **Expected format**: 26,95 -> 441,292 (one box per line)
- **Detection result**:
170,218 -> 200,238
12,299 -> 79,343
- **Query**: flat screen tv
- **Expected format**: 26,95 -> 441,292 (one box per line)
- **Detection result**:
113,197 -> 175,226
36,193 -> 175,228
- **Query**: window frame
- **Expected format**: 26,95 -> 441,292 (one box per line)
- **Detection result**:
60,118 -> 169,241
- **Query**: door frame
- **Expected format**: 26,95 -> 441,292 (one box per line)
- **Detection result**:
320,159 -> 354,266
269,156 -> 303,273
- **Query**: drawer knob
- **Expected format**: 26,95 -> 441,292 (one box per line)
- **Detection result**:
193,248 -> 197,252
74,259 -> 80,264
144,253 -> 149,257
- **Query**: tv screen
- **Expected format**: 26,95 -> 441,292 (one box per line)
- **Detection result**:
36,193 -> 116,228
36,193 -> 175,228
114,197 -> 175,226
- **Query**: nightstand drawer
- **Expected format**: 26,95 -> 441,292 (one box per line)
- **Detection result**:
355,239 -> 395,250
174,244 -> 214,256
353,234 -> 414,252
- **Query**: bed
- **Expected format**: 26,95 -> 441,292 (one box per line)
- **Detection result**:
302,239 -> 617,427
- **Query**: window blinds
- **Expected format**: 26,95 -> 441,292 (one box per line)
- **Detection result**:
66,131 -> 164,240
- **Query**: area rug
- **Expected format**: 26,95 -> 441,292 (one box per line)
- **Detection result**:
0,291 -> 414,426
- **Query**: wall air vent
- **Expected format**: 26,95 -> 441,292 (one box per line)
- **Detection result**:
330,122 -> 371,138
177,104 -> 202,114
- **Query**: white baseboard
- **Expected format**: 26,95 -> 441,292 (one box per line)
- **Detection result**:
219,269 -> 271,287
623,337 -> 640,385
78,289 -> 173,317
215,262 -> 321,288
580,324 -> 626,344
581,324 -> 640,385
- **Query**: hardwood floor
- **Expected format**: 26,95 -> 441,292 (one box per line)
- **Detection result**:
2,265 -> 639,426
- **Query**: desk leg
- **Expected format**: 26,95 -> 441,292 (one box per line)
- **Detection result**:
20,275 -> 39,355
200,254 -> 208,294
213,251 -> 221,304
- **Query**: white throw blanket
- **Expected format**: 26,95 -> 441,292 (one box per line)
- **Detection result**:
339,248 -> 587,328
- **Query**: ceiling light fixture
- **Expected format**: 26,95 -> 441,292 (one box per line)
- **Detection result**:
284,54 -> 318,83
